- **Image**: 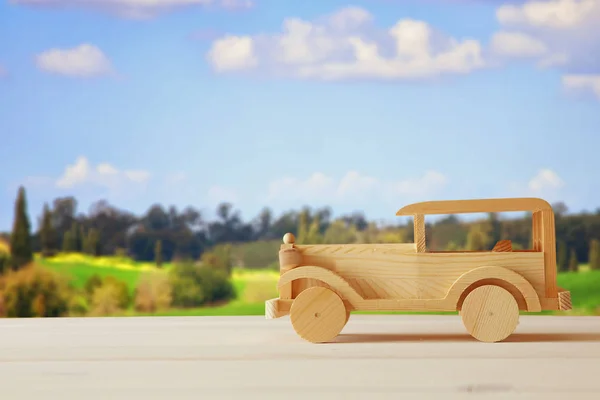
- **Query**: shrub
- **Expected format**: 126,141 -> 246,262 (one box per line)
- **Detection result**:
0,253 -> 11,274
169,261 -> 235,308
103,276 -> 131,309
0,264 -> 71,318
134,272 -> 172,313
201,244 -> 233,276
84,274 -> 103,297
68,294 -> 89,316
589,239 -> 600,270
89,284 -> 123,316
83,275 -> 131,316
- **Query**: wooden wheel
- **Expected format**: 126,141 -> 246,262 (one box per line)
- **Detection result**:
345,309 -> 351,324
461,285 -> 519,343
290,287 -> 347,343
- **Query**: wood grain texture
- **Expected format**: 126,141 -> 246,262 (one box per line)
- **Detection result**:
414,214 -> 426,253
492,240 -> 512,252
396,197 -> 553,216
460,285 -> 520,343
1,316 -> 599,399
289,286 -> 349,343
287,246 -> 546,304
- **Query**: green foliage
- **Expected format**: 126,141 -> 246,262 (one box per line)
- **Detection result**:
569,248 -> 579,272
430,216 -> 468,250
376,229 -> 405,244
83,228 -> 100,256
307,216 -> 323,244
68,294 -> 89,316
201,244 -> 233,276
355,222 -> 382,244
557,269 -> 600,312
466,223 -> 488,251
296,209 -> 309,244
9,186 -> 33,270
85,275 -> 131,316
445,241 -> 460,251
0,264 -> 71,317
102,276 -> 131,309
230,240 -> 280,269
114,248 -> 128,258
38,256 -> 146,294
134,272 -> 172,313
323,220 -> 358,244
169,261 -> 235,308
557,240 -> 568,272
62,231 -> 75,252
89,284 -> 123,316
84,274 -> 103,297
154,240 -> 163,267
487,212 -> 502,247
40,203 -> 57,257
589,239 -> 600,270
0,253 -> 11,275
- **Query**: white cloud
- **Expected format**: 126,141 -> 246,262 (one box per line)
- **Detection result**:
562,74 -> 600,98
496,0 -> 598,29
206,36 -> 258,71
490,31 -> 548,57
56,156 -> 151,190
266,170 -> 448,205
36,44 -> 113,77
528,168 -> 564,192
11,0 -> 253,19
207,7 -> 486,80
493,0 -> 600,99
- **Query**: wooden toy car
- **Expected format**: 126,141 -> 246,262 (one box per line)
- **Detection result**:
265,197 -> 572,343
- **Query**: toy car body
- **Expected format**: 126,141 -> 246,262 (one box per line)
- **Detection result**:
265,197 -> 572,343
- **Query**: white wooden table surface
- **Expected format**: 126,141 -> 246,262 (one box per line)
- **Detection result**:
0,314 -> 599,399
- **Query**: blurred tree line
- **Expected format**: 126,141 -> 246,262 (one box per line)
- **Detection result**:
2,187 -> 600,274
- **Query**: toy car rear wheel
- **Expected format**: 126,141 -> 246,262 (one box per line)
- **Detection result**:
290,286 -> 347,343
461,284 -> 519,343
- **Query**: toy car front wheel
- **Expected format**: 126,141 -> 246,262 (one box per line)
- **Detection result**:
290,286 -> 348,343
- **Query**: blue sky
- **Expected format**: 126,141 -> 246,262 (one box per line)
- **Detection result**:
0,0 -> 599,231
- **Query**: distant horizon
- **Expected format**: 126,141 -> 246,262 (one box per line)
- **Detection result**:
0,184 -> 586,234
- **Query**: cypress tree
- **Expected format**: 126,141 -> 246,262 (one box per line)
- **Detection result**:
589,239 -> 600,270
40,203 -> 56,257
85,228 -> 100,256
307,215 -> 323,244
568,248 -> 579,272
297,210 -> 309,244
10,186 -> 33,270
154,240 -> 163,267
87,228 -> 100,256
557,240 -> 568,272
69,222 -> 82,252
62,231 -> 74,252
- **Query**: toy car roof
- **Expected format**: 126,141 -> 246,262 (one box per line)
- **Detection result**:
396,197 -> 552,216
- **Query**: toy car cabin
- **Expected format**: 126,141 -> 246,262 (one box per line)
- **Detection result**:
265,197 -> 572,343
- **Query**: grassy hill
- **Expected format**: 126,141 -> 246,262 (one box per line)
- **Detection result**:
37,253 -> 279,316
37,253 -> 600,316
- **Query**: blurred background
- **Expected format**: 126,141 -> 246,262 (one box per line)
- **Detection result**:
0,0 -> 598,318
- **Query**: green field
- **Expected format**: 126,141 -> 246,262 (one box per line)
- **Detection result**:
37,253 -> 279,316
37,253 -> 600,316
